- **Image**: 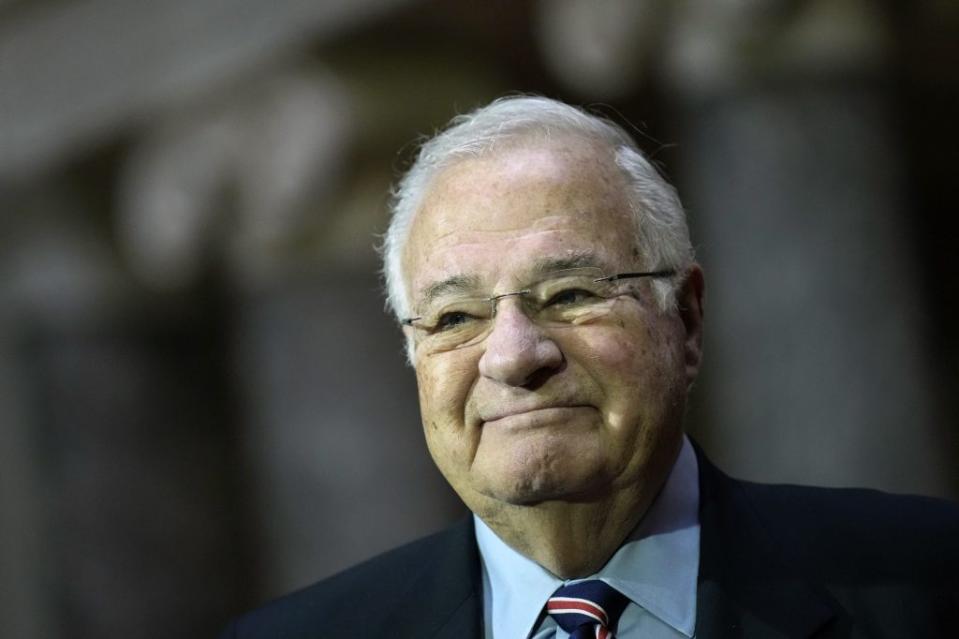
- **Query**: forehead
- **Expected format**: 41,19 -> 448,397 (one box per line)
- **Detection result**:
403,140 -> 637,303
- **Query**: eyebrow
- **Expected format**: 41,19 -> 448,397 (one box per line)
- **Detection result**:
414,251 -> 613,310
529,251 -> 609,274
417,274 -> 482,309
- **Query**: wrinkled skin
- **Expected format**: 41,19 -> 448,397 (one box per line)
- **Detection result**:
402,137 -> 704,577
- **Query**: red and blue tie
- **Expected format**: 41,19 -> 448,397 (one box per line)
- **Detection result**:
546,580 -> 629,638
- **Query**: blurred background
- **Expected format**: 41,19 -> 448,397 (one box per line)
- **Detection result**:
1,0 -> 958,637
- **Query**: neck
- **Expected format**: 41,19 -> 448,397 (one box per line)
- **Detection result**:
467,435 -> 684,578
485,492 -> 655,578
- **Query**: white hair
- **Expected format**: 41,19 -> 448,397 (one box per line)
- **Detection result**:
381,95 -> 694,344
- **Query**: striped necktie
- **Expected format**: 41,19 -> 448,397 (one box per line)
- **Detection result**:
546,580 -> 629,638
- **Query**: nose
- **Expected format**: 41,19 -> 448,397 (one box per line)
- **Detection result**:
478,299 -> 564,387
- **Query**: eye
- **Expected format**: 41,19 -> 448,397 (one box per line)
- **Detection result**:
545,288 -> 596,307
434,311 -> 477,331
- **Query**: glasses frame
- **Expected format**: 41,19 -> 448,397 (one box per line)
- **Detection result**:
400,268 -> 677,349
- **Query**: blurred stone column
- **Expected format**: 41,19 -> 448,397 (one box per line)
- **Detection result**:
665,0 -> 955,496
231,266 -> 464,597
0,252 -> 54,637
118,66 -> 466,601
0,185 -> 251,638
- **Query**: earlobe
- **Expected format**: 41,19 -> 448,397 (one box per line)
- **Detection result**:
677,265 -> 705,385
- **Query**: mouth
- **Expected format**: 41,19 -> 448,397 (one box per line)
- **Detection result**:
481,404 -> 594,426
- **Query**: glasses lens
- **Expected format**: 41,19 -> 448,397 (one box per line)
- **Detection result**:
416,298 -> 492,352
530,270 -> 619,325
410,268 -> 638,353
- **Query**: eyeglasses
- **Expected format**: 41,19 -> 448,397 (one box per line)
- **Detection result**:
401,267 -> 676,354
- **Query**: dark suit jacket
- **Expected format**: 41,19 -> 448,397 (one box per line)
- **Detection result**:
220,448 -> 959,638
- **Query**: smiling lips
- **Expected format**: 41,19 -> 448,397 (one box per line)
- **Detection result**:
480,404 -> 593,426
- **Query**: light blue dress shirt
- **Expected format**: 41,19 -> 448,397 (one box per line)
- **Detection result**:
475,435 -> 700,638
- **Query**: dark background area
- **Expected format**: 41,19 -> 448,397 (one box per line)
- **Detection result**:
1,1 -> 957,637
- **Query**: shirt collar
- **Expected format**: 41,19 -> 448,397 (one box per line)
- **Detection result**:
475,434 -> 700,638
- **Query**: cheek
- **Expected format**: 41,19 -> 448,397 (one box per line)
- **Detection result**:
575,315 -> 685,415
415,357 -> 477,433
415,358 -> 483,486
575,326 -> 656,383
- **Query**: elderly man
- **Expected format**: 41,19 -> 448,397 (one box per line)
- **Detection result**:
221,97 -> 958,638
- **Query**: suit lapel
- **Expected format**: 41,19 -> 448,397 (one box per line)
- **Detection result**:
387,447 -> 848,639
693,444 -> 843,638
387,516 -> 483,639
431,589 -> 484,639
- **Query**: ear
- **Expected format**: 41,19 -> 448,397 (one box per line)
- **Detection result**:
676,264 -> 705,387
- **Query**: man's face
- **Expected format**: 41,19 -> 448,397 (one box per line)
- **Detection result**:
402,138 -> 702,515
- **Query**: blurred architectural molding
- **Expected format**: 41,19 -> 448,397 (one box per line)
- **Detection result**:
534,0 -> 662,99
534,0 -> 890,101
116,68 -> 352,291
0,0 -> 412,182
664,0 -> 888,95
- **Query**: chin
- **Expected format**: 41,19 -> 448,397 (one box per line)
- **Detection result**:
468,424 -> 613,501
477,462 -> 611,505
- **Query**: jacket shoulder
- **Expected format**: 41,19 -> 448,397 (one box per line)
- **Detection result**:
222,517 -> 476,638
695,443 -> 959,635
735,478 -> 959,584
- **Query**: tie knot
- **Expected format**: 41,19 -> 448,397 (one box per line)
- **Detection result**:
547,580 -> 629,638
